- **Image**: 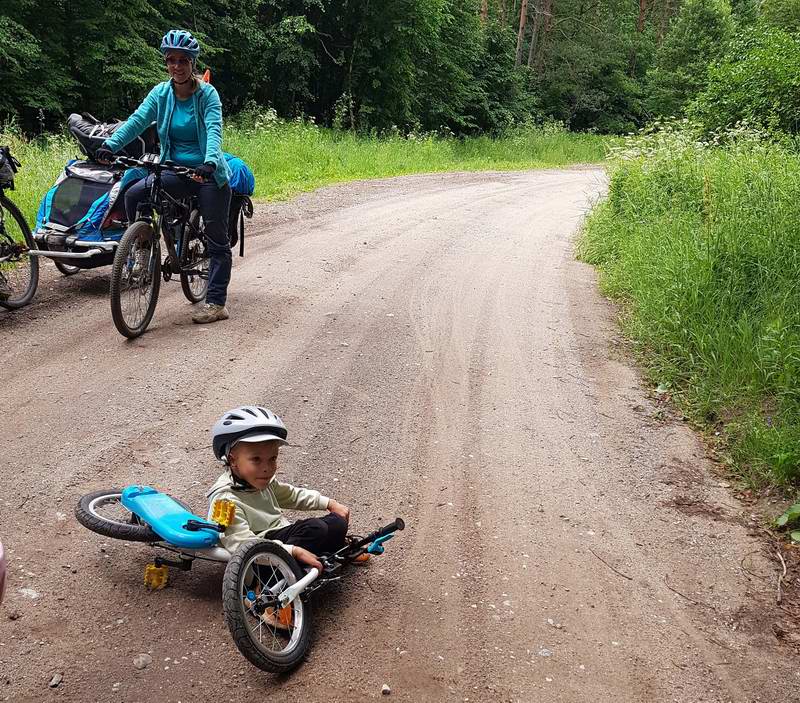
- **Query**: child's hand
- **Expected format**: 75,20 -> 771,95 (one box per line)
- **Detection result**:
291,545 -> 322,571
328,499 -> 350,523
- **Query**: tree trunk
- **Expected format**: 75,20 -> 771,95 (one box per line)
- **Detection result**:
532,0 -> 553,73
527,0 -> 552,68
637,0 -> 648,33
515,0 -> 529,66
657,0 -> 676,43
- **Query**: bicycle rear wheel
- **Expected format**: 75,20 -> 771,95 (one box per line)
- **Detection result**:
0,194 -> 38,310
179,209 -> 209,304
109,221 -> 161,338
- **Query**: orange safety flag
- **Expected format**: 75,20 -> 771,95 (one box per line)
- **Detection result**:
202,69 -> 212,84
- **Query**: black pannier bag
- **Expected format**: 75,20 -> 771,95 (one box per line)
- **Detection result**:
228,194 -> 253,257
0,146 -> 20,189
68,113 -> 159,160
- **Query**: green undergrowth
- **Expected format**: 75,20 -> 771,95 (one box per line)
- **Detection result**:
579,124 -> 800,487
2,115 -> 613,226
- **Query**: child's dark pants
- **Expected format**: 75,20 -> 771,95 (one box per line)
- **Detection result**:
264,513 -> 348,555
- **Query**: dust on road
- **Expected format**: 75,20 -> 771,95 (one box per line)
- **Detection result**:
1,170 -> 795,702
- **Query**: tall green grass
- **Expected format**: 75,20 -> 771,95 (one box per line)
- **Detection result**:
579,126 -> 800,485
225,113 -> 613,200
2,116 -> 613,226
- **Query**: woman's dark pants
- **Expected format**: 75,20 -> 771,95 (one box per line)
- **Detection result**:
124,173 -> 232,306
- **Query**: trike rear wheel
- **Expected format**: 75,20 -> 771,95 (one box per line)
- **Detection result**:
222,539 -> 312,673
75,489 -> 158,542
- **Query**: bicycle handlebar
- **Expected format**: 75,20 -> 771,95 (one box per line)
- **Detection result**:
113,156 -> 197,179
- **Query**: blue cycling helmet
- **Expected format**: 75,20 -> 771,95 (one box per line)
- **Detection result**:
160,29 -> 200,60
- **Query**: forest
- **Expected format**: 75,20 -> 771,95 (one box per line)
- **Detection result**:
2,0 -> 799,136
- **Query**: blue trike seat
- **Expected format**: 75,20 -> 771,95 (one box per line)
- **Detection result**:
121,485 -> 221,549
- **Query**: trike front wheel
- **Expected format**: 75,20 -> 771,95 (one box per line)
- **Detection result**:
222,539 -> 312,673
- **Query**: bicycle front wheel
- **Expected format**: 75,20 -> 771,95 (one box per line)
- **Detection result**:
179,209 -> 209,304
0,194 -> 39,310
109,221 -> 161,338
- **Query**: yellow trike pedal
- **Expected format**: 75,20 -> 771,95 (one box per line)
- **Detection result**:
211,499 -> 235,528
144,563 -> 168,590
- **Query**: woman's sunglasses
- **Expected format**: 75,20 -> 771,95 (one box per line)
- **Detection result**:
165,56 -> 191,67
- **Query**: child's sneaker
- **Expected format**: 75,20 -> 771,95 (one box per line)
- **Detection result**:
262,605 -> 293,630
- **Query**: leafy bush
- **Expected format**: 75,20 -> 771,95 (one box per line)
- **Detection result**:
689,26 -> 800,134
646,0 -> 733,118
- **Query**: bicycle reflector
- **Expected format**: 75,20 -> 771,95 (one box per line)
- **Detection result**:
144,563 -> 169,590
211,499 -> 235,528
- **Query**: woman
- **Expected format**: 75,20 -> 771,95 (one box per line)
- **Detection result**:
96,29 -> 232,324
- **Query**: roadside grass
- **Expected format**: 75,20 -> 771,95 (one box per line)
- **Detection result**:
224,116 -> 614,201
2,118 -> 614,226
578,127 -> 800,487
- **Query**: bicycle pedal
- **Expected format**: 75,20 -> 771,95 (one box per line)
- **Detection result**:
144,563 -> 168,590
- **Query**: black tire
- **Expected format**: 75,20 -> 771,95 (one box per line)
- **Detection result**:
179,209 -> 208,304
222,539 -> 312,673
75,489 -> 158,543
54,259 -> 81,276
109,220 -> 161,338
0,194 -> 39,309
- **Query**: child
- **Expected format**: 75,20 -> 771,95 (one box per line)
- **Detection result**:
207,405 -> 350,570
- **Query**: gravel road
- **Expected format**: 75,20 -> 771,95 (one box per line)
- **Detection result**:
1,169 -> 796,703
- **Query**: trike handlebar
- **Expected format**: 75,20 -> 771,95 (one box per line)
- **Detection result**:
351,517 -> 405,550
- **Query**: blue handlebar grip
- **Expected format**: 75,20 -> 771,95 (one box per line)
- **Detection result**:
367,533 -> 395,555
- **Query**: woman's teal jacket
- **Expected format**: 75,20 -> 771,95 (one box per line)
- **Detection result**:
103,80 -> 231,188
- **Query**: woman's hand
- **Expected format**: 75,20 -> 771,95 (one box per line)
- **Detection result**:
328,499 -> 351,524
95,147 -> 114,165
193,162 -> 215,183
291,545 -> 322,571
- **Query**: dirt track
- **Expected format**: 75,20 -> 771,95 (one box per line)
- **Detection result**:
1,169 -> 797,703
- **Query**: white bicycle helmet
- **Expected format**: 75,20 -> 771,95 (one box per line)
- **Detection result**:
212,405 -> 288,461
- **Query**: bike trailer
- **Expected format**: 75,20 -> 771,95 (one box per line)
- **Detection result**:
32,160 -> 143,269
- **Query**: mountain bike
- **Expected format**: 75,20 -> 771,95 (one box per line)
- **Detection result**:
75,485 -> 405,672
0,147 -> 38,310
109,156 -> 209,338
